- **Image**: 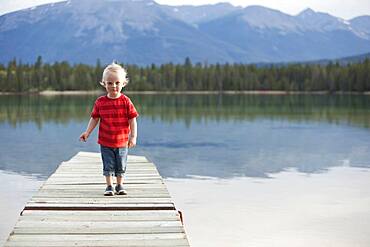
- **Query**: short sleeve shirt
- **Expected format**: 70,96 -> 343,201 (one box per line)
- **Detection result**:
91,94 -> 138,148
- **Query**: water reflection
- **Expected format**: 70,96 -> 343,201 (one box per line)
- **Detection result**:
1,94 -> 369,128
0,94 -> 369,178
165,167 -> 370,247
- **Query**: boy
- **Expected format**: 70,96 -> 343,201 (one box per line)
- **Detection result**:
79,62 -> 138,196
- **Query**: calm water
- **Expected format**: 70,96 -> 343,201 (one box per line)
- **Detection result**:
0,94 -> 369,178
1,93 -> 370,246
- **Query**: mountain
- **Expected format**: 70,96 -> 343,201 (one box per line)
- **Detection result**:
296,8 -> 351,32
307,52 -> 370,65
0,0 -> 250,65
350,16 -> 370,39
0,0 -> 370,65
198,6 -> 370,63
161,2 -> 241,25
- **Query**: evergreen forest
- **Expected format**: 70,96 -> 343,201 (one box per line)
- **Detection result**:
0,56 -> 369,93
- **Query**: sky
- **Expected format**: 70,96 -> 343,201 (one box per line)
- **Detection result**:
0,0 -> 369,19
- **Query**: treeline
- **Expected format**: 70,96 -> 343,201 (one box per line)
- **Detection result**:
0,56 -> 369,92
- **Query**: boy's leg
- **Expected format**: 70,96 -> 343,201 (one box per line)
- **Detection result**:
105,175 -> 113,186
114,147 -> 128,181
100,145 -> 115,196
114,147 -> 128,195
116,176 -> 123,185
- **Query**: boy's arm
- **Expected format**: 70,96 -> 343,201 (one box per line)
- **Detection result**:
128,117 -> 137,148
79,117 -> 99,142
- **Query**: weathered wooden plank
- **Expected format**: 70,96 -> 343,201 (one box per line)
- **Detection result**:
35,190 -> 168,195
33,193 -> 171,198
15,221 -> 183,231
59,161 -> 152,165
59,163 -> 153,166
55,166 -> 158,170
21,210 -> 180,217
63,161 -> 152,166
32,194 -> 171,199
25,202 -> 174,210
7,233 -> 187,241
54,163 -> 155,167
36,188 -> 170,193
64,162 -> 153,166
19,210 -> 182,221
37,186 -> 168,191
40,184 -> 167,189
53,169 -> 160,173
16,220 -> 182,227
37,189 -> 167,193
44,178 -> 164,183
26,213 -> 176,220
43,180 -> 165,185
46,175 -> 163,179
50,175 -> 161,179
54,170 -> 156,174
29,198 -> 174,204
5,238 -> 189,247
19,215 -> 180,222
13,227 -> 185,235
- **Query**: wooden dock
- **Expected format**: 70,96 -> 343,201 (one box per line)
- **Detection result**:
4,152 -> 190,247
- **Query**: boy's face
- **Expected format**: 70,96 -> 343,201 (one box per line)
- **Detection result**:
102,72 -> 126,98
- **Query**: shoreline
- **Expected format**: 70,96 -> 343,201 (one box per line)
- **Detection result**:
0,90 -> 369,95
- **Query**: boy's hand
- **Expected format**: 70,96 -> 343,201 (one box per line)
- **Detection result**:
128,136 -> 137,148
79,132 -> 89,142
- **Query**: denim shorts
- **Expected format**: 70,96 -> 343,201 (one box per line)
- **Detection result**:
100,145 -> 128,177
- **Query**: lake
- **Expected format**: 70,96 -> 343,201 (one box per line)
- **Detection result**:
0,93 -> 370,246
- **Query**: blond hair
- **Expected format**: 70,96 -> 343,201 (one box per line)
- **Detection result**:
101,62 -> 129,85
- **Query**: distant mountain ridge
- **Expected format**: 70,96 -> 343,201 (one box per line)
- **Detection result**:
310,52 -> 370,65
0,0 -> 370,65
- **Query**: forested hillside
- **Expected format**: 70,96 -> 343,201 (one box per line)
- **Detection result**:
1,57 -> 369,92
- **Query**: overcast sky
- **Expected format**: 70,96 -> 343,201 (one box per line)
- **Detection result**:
1,0 -> 369,19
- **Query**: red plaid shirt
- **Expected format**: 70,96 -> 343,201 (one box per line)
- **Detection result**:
91,94 -> 138,148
